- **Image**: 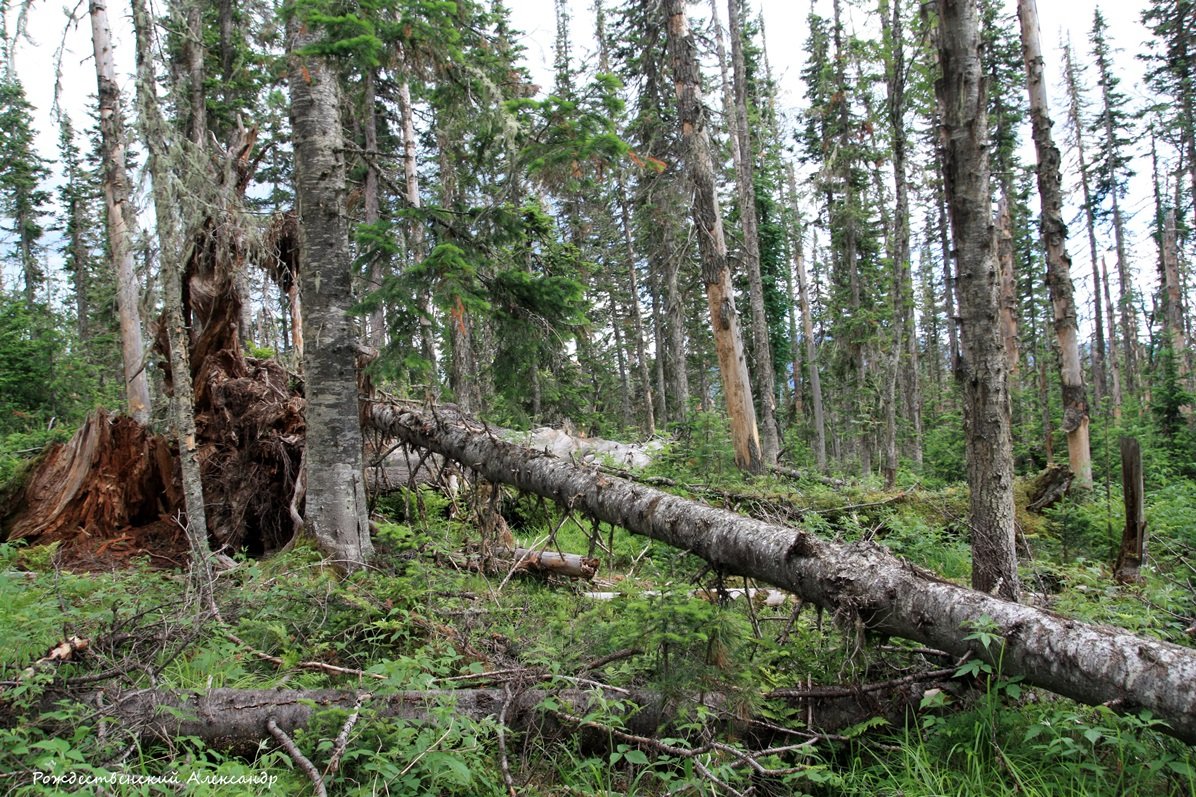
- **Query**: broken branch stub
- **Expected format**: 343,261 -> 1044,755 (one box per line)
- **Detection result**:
368,403 -> 1196,743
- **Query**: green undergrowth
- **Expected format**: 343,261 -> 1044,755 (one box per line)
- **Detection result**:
2,457 -> 1195,794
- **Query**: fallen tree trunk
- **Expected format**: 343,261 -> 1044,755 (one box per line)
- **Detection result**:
62,677 -> 940,750
369,403 -> 1196,743
94,687 -> 663,746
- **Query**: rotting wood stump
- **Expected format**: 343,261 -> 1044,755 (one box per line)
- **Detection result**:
0,410 -> 186,569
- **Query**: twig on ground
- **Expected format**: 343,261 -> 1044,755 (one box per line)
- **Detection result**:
497,685 -> 518,797
766,666 -> 958,700
580,647 -> 642,673
225,632 -> 385,681
267,717 -> 327,797
324,692 -> 367,777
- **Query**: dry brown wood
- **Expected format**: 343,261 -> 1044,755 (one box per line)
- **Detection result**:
370,403 -> 1196,743
510,548 -> 599,580
1114,437 -> 1147,583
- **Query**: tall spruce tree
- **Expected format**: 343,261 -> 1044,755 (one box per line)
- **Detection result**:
0,67 -> 50,311
1089,9 -> 1140,395
1142,0 -> 1196,234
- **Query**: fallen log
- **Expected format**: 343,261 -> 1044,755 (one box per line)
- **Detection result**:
583,588 -> 790,607
95,687 -> 660,745
57,677 -> 940,750
369,403 -> 1196,743
510,547 -> 599,580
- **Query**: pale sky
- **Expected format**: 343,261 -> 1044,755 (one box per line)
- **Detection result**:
4,0 -> 1163,332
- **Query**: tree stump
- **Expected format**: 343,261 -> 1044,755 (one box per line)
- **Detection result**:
1114,436 -> 1146,583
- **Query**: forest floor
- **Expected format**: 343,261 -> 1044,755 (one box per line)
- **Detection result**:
2,423 -> 1195,796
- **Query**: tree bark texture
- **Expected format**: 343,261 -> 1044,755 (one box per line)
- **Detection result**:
1160,208 -> 1188,377
368,402 -> 1196,743
130,0 -> 214,588
1062,43 -> 1108,407
90,0 -> 152,425
935,0 -> 1019,601
82,687 -> 669,748
881,0 -> 921,479
1100,255 -> 1124,418
1114,436 -> 1146,583
787,166 -> 826,472
1019,0 -> 1092,491
288,12 -> 373,570
995,196 -> 1020,376
664,0 -> 762,474
398,76 -> 438,375
73,672 -> 948,750
727,0 -> 780,466
363,69 -> 385,351
617,177 -> 656,436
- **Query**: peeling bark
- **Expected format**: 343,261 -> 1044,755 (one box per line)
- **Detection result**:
1018,0 -> 1092,491
936,0 -> 1019,601
366,403 -> 1196,743
288,11 -> 372,571
664,0 -> 762,473
727,0 -> 780,466
90,0 -> 152,424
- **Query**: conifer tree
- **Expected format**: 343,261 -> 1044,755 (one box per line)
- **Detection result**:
726,0 -> 779,466
1141,0 -> 1196,234
1089,9 -> 1140,395
0,67 -> 50,311
56,117 -> 98,341
1061,39 -> 1109,408
663,0 -> 762,473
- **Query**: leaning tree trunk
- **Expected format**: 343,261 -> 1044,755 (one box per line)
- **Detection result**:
287,9 -> 372,571
369,402 -> 1196,743
90,0 -> 152,425
936,0 -> 1018,601
664,0 -> 763,474
1018,0 -> 1093,491
130,0 -> 214,592
727,0 -> 780,466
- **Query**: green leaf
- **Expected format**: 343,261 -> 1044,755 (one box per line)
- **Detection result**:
623,749 -> 650,766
